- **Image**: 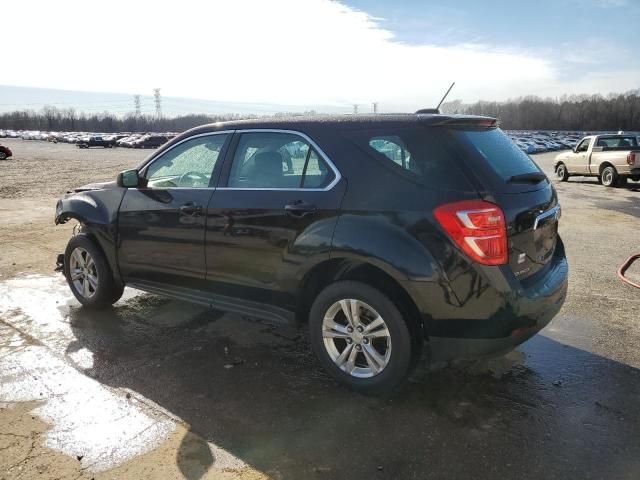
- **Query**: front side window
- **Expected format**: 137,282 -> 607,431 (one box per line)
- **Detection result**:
576,139 -> 591,152
227,132 -> 335,189
145,134 -> 228,188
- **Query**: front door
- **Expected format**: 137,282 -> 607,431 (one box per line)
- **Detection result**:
205,130 -> 345,312
118,132 -> 231,290
569,137 -> 591,174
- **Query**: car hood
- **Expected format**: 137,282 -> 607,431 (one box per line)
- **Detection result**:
69,180 -> 117,193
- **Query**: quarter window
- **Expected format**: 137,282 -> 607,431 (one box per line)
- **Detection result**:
227,132 -> 335,189
145,134 -> 228,188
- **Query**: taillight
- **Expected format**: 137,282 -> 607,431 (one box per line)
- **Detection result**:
434,200 -> 508,266
627,152 -> 636,166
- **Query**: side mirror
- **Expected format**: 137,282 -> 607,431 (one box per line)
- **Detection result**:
117,169 -> 140,188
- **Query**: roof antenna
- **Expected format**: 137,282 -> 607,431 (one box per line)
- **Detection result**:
415,81 -> 455,114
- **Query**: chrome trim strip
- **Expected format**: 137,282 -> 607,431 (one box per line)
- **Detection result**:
216,128 -> 342,192
533,205 -> 561,230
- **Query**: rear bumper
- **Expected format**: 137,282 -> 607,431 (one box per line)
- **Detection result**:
409,238 -> 568,362
428,302 -> 558,361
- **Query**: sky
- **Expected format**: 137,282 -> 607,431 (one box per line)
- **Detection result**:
2,0 -> 639,113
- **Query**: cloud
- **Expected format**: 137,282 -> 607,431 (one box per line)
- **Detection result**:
2,0 -> 638,111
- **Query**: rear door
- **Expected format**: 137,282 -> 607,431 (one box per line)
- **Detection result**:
204,129 -> 345,311
118,132 -> 231,290
451,127 -> 560,280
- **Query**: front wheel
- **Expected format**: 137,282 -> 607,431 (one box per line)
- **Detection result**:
555,163 -> 569,182
64,234 -> 124,309
601,166 -> 618,187
309,281 -> 417,394
0,152 -> 7,160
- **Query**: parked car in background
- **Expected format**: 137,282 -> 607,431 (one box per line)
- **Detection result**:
555,134 -> 640,187
132,134 -> 168,149
0,144 -> 13,160
77,135 -> 113,148
55,113 -> 568,393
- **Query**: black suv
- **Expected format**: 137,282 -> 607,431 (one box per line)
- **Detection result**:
55,114 -> 568,393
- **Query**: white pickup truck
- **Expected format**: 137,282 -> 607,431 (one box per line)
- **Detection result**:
554,134 -> 640,187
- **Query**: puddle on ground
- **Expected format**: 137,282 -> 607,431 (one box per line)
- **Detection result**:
0,275 -> 251,474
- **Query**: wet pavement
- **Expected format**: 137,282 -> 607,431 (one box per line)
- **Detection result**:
1,151 -> 640,479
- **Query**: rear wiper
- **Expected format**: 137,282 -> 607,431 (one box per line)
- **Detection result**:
508,172 -> 547,183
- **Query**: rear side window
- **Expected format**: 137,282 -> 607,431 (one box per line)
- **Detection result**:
227,132 -> 335,189
344,127 -> 472,190
452,128 -> 541,181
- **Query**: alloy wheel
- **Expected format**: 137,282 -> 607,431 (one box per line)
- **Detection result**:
602,169 -> 613,186
69,247 -> 98,299
322,299 -> 392,378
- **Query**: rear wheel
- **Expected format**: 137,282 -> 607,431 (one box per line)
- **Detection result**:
309,281 -> 416,394
0,152 -> 7,160
601,166 -> 618,187
64,234 -> 124,309
555,163 -> 569,181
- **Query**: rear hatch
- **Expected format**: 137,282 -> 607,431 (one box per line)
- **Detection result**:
449,127 -> 560,280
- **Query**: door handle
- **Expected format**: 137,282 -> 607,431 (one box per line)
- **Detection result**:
179,202 -> 203,215
284,201 -> 317,218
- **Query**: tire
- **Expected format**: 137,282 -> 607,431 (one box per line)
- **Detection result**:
64,234 -> 124,309
0,152 -> 7,160
555,163 -> 569,182
601,165 -> 618,187
309,281 -> 416,394
631,176 -> 640,182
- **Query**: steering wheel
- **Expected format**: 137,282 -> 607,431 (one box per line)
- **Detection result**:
178,171 -> 209,187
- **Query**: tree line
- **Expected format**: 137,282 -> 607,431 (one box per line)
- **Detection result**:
442,90 -> 640,131
0,107 -> 257,133
0,91 -> 638,132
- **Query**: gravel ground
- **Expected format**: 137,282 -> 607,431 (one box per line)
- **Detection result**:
0,139 -> 148,199
1,137 -> 640,479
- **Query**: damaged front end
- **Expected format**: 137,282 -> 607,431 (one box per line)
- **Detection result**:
54,181 -> 125,281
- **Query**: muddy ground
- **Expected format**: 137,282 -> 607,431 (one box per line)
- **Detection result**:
1,138 -> 640,479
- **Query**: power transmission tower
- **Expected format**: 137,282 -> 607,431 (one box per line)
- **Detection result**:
153,88 -> 162,119
353,104 -> 359,114
372,102 -> 378,114
133,95 -> 141,116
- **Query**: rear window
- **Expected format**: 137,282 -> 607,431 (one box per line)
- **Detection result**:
596,136 -> 638,148
452,128 -> 541,181
344,127 -> 472,191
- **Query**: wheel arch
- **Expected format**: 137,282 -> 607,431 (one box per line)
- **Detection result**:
56,191 -> 124,283
296,258 -> 425,344
599,161 -> 617,175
